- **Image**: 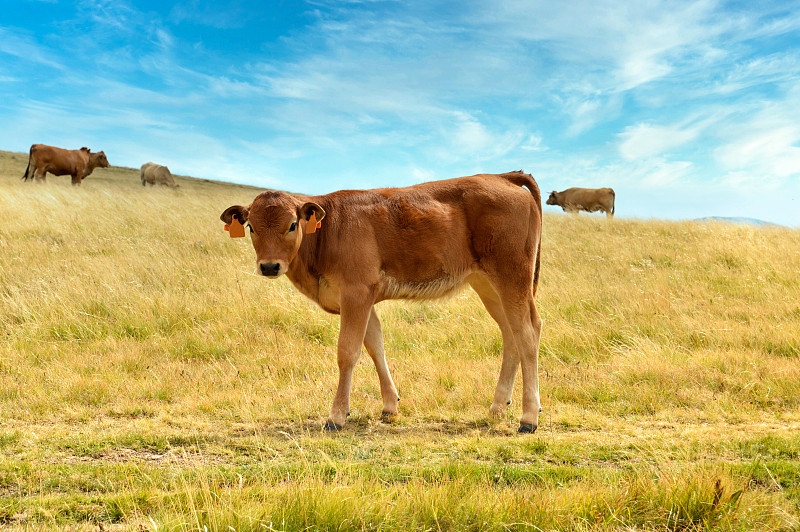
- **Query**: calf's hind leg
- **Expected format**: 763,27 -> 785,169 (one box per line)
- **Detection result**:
481,267 -> 542,433
501,292 -> 542,433
468,274 -> 519,417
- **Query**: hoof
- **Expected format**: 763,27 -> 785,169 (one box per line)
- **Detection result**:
380,411 -> 398,423
489,403 -> 506,417
324,420 -> 343,432
518,423 -> 537,434
507,400 -> 512,405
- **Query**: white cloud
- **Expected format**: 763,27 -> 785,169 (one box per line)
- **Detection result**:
169,1 -> 256,30
206,76 -> 267,99
563,93 -> 623,136
711,91 -> 800,189
639,160 -> 693,187
439,112 -> 526,162
536,152 -> 694,190
0,28 -> 64,70
450,114 -> 494,154
710,51 -> 800,94
411,166 -> 436,183
81,0 -> 138,32
472,0 -> 724,87
618,122 -> 701,160
520,134 -> 547,152
616,54 -> 673,92
716,126 -> 800,188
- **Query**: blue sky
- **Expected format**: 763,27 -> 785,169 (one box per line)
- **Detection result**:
2,1 -> 800,225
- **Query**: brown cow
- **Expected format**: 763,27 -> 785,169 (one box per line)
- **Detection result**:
221,171 -> 544,433
140,162 -> 179,188
21,144 -> 109,185
546,187 -> 615,217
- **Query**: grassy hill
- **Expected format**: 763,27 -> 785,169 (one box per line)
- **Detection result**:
1,149 -> 799,530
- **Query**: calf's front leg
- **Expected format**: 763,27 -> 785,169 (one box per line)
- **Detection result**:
326,288 -> 374,430
363,307 -> 400,419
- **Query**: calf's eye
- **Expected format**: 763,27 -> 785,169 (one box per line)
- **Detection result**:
289,222 -> 297,232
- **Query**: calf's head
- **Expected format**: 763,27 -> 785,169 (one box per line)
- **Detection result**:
546,191 -> 559,205
220,191 -> 325,278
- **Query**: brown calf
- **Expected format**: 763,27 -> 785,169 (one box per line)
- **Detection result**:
22,144 -> 109,185
221,171 -> 544,433
546,187 -> 615,217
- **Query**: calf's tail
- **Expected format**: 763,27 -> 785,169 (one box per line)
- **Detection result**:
499,170 -> 539,200
610,188 -> 616,215
532,238 -> 541,298
499,170 -> 542,297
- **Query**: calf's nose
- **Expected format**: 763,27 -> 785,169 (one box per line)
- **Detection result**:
260,262 -> 281,277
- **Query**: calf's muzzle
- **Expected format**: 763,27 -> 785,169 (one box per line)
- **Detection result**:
259,262 -> 282,277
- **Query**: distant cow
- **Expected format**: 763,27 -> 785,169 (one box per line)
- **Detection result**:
221,171 -> 544,433
546,187 -> 615,217
22,144 -> 109,185
140,162 -> 179,188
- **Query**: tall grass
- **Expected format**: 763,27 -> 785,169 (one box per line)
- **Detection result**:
1,150 -> 799,530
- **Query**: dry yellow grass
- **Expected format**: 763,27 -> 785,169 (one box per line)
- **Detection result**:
0,149 -> 798,530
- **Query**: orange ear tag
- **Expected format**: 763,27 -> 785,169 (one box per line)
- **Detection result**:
225,215 -> 246,238
306,212 -> 320,234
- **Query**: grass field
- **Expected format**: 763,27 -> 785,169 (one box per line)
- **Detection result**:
1,149 -> 799,531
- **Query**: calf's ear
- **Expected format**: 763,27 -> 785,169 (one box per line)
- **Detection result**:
299,202 -> 325,223
220,205 -> 250,224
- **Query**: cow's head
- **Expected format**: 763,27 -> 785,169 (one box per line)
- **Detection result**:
546,191 -> 559,205
220,191 -> 325,278
89,150 -> 110,168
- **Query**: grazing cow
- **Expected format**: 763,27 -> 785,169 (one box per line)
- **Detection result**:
21,144 -> 109,185
546,187 -> 615,217
140,162 -> 179,188
221,171 -> 544,433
